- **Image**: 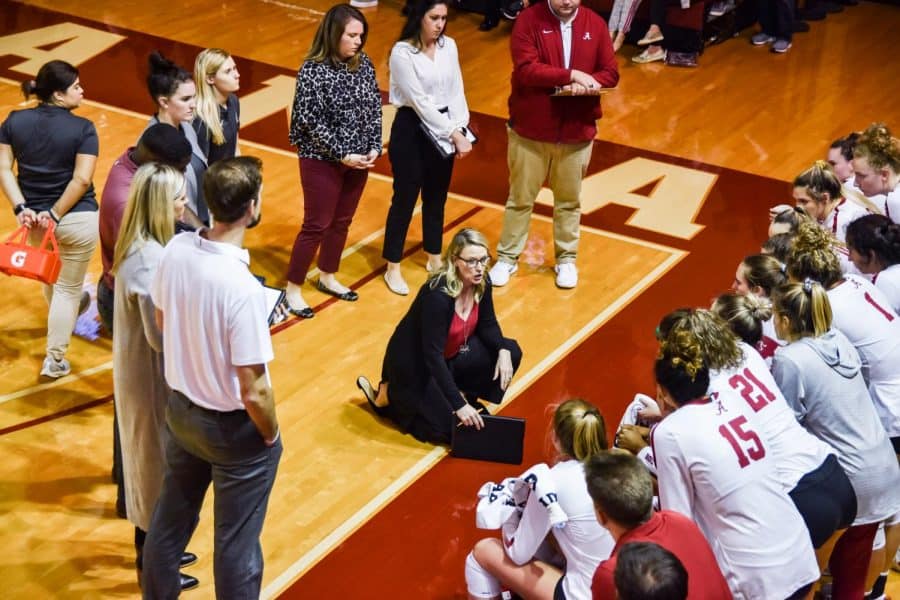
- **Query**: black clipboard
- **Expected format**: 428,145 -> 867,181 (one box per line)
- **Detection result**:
263,285 -> 286,325
451,415 -> 526,464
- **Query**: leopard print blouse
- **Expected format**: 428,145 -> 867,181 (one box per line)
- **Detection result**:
289,53 -> 382,162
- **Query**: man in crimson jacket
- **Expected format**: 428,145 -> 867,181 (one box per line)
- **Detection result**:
488,0 -> 618,290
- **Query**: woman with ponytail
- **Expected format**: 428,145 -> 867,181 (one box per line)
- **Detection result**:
465,398 -> 615,600
771,280 -> 900,599
711,291 -> 779,364
787,221 -> 900,446
658,309 -> 854,573
651,342 -> 819,599
847,213 -> 900,313
145,51 -> 207,228
853,122 -> 900,221
793,160 -> 872,242
0,60 -> 98,378
193,48 -> 241,166
730,253 -> 789,361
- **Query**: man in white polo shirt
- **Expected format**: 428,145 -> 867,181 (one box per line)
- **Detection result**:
142,156 -> 281,599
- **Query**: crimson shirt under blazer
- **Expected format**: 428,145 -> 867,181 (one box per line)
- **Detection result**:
508,1 -> 619,144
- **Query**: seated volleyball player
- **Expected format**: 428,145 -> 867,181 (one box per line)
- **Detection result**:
465,399 -> 615,600
651,340 -> 819,599
846,214 -> 900,313
357,228 -> 522,444
771,279 -> 900,599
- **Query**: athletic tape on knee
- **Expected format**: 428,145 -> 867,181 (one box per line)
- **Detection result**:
465,551 -> 502,599
874,523 -> 886,551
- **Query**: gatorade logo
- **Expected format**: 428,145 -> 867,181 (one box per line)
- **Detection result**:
10,251 -> 26,267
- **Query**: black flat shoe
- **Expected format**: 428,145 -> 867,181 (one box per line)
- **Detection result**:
180,552 -> 197,568
286,303 -> 314,319
357,376 -> 384,415
479,18 -> 499,31
180,573 -> 199,591
316,279 -> 359,301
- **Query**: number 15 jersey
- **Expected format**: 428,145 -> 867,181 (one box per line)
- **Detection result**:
652,390 -> 819,600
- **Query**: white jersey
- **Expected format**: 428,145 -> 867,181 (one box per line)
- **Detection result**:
757,317 -> 787,368
821,198 -> 870,243
828,275 -> 900,437
873,264 -> 900,315
883,184 -> 900,223
652,390 -> 819,600
709,343 -> 835,491
502,460 -> 614,599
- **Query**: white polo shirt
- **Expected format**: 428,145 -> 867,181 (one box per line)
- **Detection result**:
151,231 -> 274,412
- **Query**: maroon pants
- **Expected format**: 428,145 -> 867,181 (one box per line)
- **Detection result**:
829,522 -> 878,599
286,158 -> 368,284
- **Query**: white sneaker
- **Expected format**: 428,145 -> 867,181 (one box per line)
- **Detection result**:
555,263 -> 578,289
488,261 -> 518,287
40,356 -> 71,378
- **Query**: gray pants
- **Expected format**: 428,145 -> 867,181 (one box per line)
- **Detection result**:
142,391 -> 282,599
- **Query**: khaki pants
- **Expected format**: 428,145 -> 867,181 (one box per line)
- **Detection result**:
496,127 -> 593,264
29,210 -> 99,361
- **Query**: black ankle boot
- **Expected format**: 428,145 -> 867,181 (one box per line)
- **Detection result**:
479,17 -> 499,31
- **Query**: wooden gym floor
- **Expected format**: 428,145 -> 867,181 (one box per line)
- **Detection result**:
0,0 -> 898,597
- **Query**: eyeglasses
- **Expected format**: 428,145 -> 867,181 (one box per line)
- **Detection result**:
456,255 -> 490,268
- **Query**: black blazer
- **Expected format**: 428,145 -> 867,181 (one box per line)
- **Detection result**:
381,275 -> 508,421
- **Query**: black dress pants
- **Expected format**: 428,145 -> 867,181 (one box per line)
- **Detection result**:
383,107 -> 455,263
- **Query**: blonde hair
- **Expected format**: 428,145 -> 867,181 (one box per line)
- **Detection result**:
786,221 -> 843,288
793,160 -> 843,205
711,292 -> 772,347
658,309 -> 742,371
855,122 -> 900,174
111,163 -> 183,275
194,48 -> 231,145
429,228 -> 490,301
772,280 -> 832,341
553,398 -> 608,462
741,254 -> 787,297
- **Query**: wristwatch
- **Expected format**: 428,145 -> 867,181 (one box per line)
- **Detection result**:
13,203 -> 26,216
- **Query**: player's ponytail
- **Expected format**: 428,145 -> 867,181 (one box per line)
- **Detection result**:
553,399 -> 608,462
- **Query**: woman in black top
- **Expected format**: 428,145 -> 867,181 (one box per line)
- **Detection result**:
285,3 -> 382,318
0,60 -> 99,379
357,228 -> 522,444
193,48 -> 241,165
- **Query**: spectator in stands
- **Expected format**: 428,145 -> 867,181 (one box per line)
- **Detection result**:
489,0 -> 618,289
854,122 -> 900,221
786,221 -> 900,448
358,228 -> 521,444
193,48 -> 241,166
145,51 -> 207,228
585,451 -> 730,599
771,279 -> 900,599
382,0 -> 472,296
651,341 -> 820,599
111,163 -> 198,592
614,542 -> 688,600
286,3 -> 381,318
846,214 -> 900,313
751,0 -> 794,53
0,60 -> 97,379
632,0 -> 666,63
465,399 -> 615,600
608,0 -> 642,52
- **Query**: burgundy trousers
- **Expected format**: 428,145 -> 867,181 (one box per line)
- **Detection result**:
286,157 -> 368,284
829,522 -> 878,599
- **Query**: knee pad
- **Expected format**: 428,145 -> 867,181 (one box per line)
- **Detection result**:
873,522 -> 886,551
465,551 -> 502,599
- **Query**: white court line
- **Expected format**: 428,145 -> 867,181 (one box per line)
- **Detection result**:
0,361 -> 113,406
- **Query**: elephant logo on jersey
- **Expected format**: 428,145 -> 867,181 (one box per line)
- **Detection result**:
710,391 -> 727,415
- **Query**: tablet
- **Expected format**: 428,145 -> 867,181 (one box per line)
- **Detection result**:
263,285 -> 286,325
451,415 -> 526,465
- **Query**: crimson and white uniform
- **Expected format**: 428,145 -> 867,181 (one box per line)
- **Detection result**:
820,198 -> 869,275
502,460 -> 615,599
827,275 -> 900,437
709,343 -> 836,491
882,185 -> 900,224
872,264 -> 900,315
652,390 -> 819,600
758,317 -> 787,368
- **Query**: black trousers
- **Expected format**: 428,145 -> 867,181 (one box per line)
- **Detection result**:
383,107 -> 455,263
391,336 -> 523,444
759,0 -> 794,39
